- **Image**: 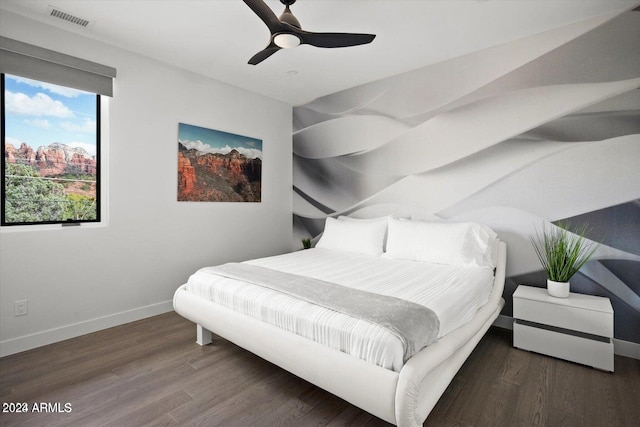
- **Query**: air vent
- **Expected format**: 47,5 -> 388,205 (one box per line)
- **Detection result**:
49,7 -> 90,27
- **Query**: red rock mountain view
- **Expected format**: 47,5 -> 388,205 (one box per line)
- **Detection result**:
4,142 -> 97,197
178,142 -> 261,202
5,142 -> 96,176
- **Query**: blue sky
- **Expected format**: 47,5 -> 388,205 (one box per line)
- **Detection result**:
3,74 -> 98,156
178,122 -> 262,159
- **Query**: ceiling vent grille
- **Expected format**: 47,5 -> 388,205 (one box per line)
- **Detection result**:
49,7 -> 90,27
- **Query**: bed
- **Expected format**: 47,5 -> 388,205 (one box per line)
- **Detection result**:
173,217 -> 506,427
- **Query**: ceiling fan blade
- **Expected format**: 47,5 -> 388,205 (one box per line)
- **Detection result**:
243,0 -> 284,34
248,44 -> 281,65
298,31 -> 376,48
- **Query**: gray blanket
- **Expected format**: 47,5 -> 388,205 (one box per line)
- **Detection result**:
206,262 -> 440,362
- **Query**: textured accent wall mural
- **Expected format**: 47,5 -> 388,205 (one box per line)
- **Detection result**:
292,11 -> 640,344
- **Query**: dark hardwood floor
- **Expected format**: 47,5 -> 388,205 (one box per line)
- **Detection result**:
1,312 -> 638,427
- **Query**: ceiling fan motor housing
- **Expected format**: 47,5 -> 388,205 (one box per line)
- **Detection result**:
279,6 -> 301,28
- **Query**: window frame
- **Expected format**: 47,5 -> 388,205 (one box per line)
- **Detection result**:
1,73 -> 102,226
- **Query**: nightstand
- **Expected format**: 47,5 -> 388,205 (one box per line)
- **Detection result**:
513,285 -> 614,371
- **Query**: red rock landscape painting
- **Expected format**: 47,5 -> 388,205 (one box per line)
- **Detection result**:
177,123 -> 262,202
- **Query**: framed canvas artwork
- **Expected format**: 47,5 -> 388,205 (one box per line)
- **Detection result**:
178,123 -> 262,202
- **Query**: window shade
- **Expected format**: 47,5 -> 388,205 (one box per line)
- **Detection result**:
0,36 -> 116,96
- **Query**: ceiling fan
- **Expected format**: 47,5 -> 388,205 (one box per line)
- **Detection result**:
243,0 -> 376,65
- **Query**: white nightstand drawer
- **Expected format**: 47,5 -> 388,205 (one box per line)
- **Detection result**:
514,322 -> 614,371
513,298 -> 613,338
513,286 -> 613,338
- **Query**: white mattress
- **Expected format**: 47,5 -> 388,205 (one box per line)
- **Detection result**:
186,248 -> 494,372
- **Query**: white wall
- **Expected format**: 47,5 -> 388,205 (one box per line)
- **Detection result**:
0,12 -> 293,356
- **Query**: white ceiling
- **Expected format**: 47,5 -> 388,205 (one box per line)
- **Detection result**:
0,0 -> 637,106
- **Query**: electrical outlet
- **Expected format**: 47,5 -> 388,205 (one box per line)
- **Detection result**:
14,300 -> 28,316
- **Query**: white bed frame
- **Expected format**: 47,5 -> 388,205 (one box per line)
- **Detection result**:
173,242 -> 506,427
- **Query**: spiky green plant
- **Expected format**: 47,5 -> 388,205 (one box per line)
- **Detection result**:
530,222 -> 599,282
301,238 -> 311,250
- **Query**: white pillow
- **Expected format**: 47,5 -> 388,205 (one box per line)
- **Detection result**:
316,217 -> 387,256
483,227 -> 500,268
337,215 -> 392,250
385,219 -> 497,268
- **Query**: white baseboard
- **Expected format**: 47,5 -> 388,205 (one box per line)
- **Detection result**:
0,300 -> 173,357
493,314 -> 514,330
612,338 -> 640,360
492,315 -> 640,360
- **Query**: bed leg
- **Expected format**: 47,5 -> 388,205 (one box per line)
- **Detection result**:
196,324 -> 212,346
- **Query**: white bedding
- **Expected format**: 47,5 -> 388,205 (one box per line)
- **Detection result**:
186,248 -> 494,372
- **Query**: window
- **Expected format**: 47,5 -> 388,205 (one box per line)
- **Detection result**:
0,36 -> 115,227
2,74 -> 101,225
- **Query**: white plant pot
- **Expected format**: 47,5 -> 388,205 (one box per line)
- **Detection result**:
547,279 -> 570,298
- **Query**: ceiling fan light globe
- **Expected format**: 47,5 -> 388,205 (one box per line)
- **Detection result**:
274,33 -> 301,49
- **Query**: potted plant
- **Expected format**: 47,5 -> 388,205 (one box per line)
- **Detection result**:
301,237 -> 311,250
529,221 -> 599,298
